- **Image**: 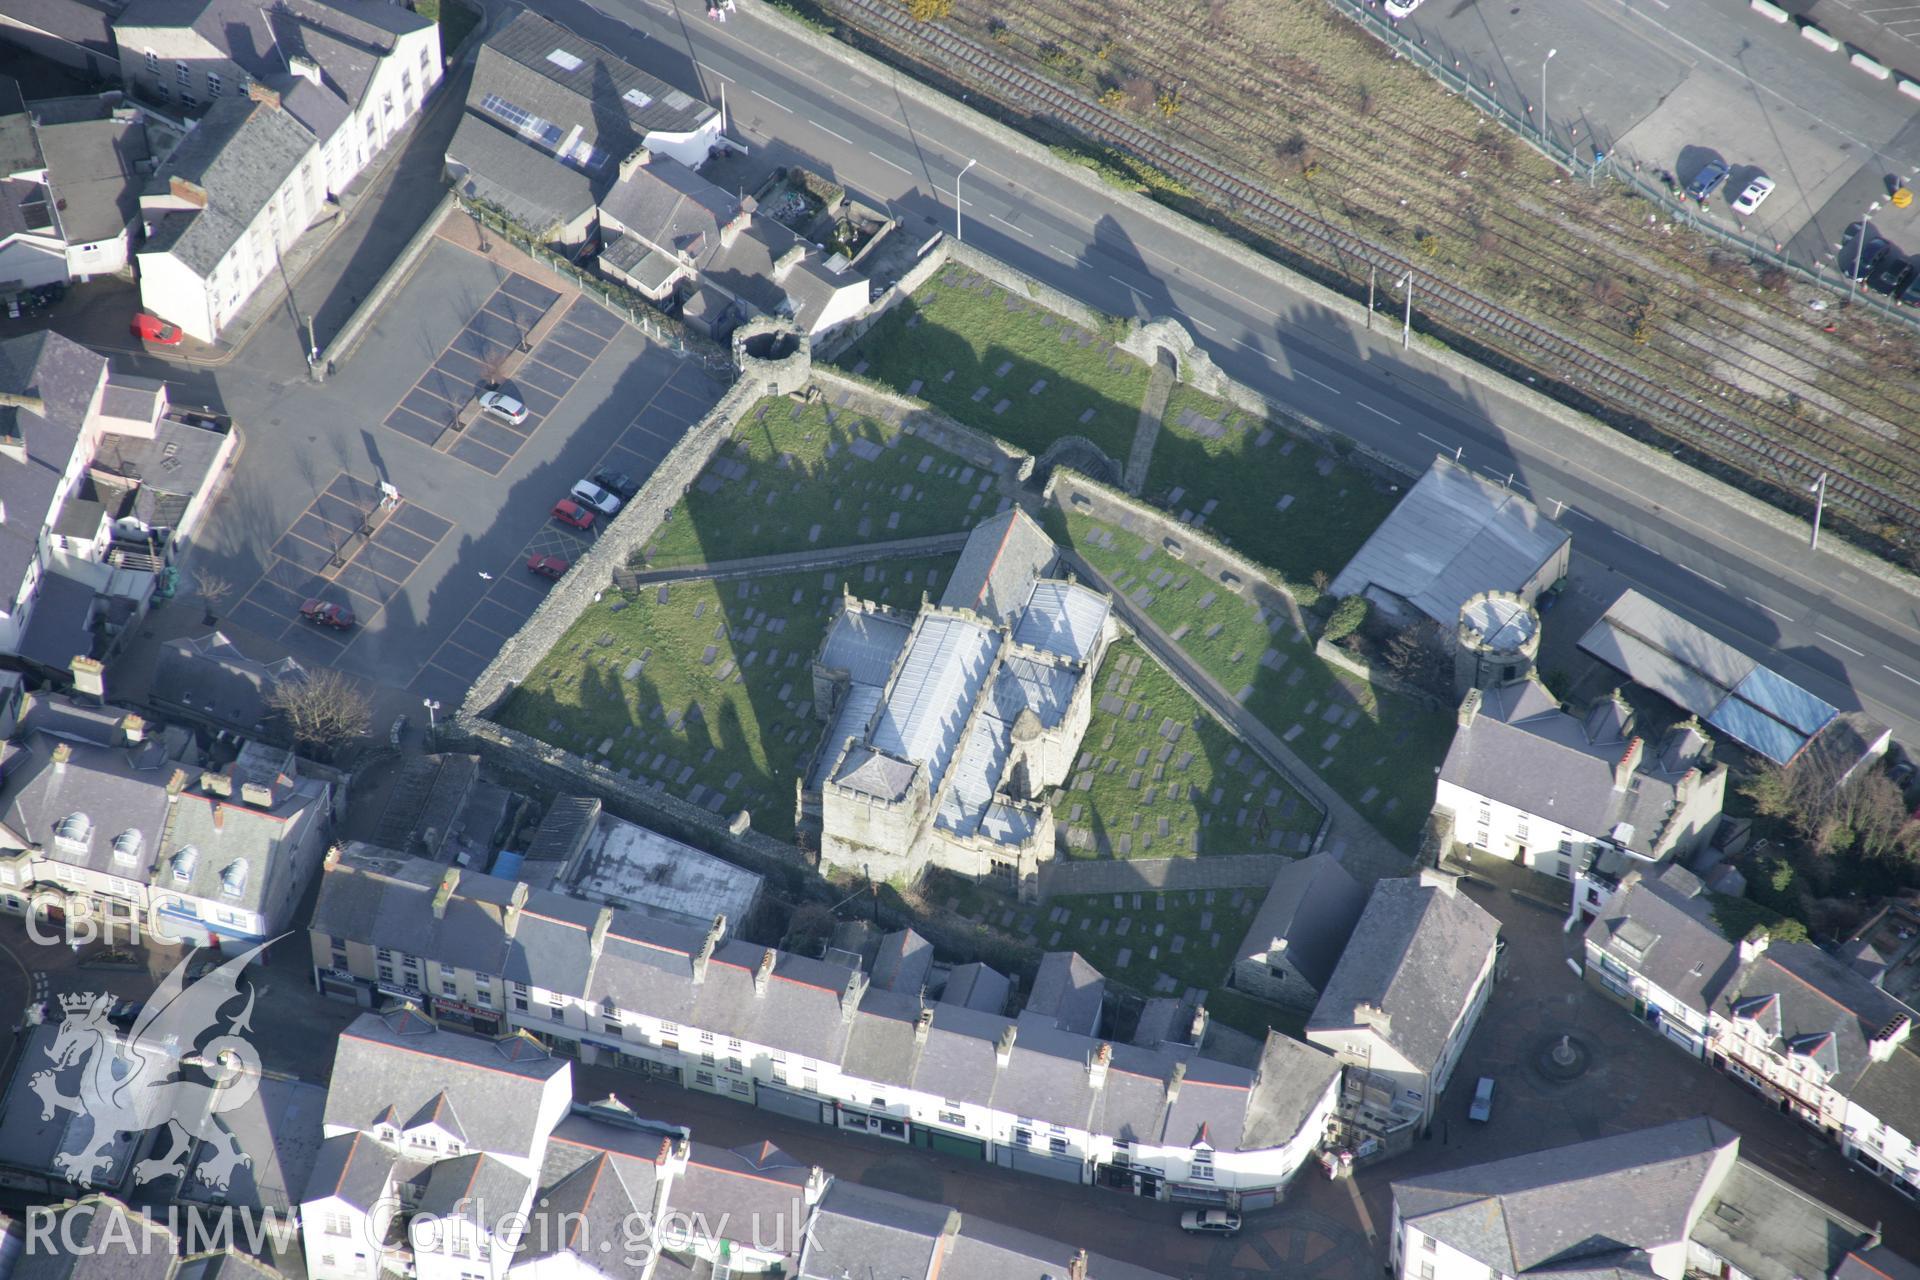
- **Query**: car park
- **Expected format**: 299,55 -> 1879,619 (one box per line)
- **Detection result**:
527,553 -> 570,579
1841,225 -> 1889,280
479,390 -> 529,425
1729,175 -> 1774,216
1867,253 -> 1915,297
299,598 -> 355,629
1469,1075 -> 1496,1122
592,468 -> 638,499
570,479 -> 622,516
1180,1210 -> 1241,1236
551,499 -> 595,530
1686,162 -> 1729,202
132,313 -> 183,344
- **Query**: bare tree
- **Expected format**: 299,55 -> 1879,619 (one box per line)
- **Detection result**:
268,668 -> 371,757
1741,755 -> 1920,864
194,569 -> 234,626
1381,625 -> 1450,697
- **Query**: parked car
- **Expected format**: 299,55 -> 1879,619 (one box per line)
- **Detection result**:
1383,0 -> 1424,16
1729,175 -> 1775,216
527,553 -> 570,580
1468,1075 -> 1496,1122
592,468 -> 638,499
299,598 -> 355,629
570,479 -> 622,516
1686,161 -> 1730,202
1868,253 -> 1915,297
478,390 -> 528,425
551,499 -> 595,530
1898,271 -> 1920,308
1841,224 -> 1889,281
1180,1210 -> 1242,1236
389,715 -> 408,747
132,313 -> 183,344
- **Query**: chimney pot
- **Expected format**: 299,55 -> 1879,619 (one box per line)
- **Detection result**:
200,769 -> 232,798
432,869 -> 460,920
504,881 -> 529,938
51,742 -> 72,767
1614,736 -> 1645,790
995,1025 -> 1017,1067
119,713 -> 145,744
1456,688 -> 1482,730
914,1005 -> 934,1044
754,947 -> 776,995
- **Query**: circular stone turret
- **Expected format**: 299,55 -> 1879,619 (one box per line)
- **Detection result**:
1455,590 -> 1541,700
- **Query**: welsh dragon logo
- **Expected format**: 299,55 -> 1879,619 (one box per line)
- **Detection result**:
30,941 -> 272,1189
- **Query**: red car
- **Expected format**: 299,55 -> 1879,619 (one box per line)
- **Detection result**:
132,313 -> 183,344
300,598 -> 355,629
527,553 -> 569,580
551,499 -> 595,530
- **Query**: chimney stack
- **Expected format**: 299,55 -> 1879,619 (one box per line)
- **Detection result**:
617,146 -> 652,182
1614,737 -> 1645,790
1869,1014 -> 1912,1063
1353,1001 -> 1393,1036
1417,866 -> 1459,899
754,947 -> 776,996
246,82 -> 282,110
51,742 -> 71,768
119,713 -> 145,745
1069,1249 -> 1089,1280
240,781 -> 274,808
693,913 -> 726,982
1088,1041 -> 1111,1088
1737,928 -> 1771,965
504,881 -> 529,938
995,1025 -> 1017,1068
69,656 -> 105,699
166,767 -> 190,796
914,1005 -> 934,1045
1164,1061 -> 1185,1105
432,868 -> 460,920
774,241 -> 806,277
805,1164 -> 830,1204
200,769 -> 232,798
1456,688 -> 1482,730
1188,1004 -> 1209,1045
323,844 -> 342,871
168,176 -> 207,208
590,907 -> 612,961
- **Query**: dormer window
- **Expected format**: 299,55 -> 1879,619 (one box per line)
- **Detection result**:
171,846 -> 199,883
111,830 -> 143,867
220,861 -> 248,899
54,813 -> 92,850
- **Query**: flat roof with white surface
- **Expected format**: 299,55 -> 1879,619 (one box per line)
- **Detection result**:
567,814 -> 763,929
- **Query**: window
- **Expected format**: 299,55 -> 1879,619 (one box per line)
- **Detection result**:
145,50 -> 158,74
111,830 -> 142,866
623,87 -> 652,108
700,1030 -> 714,1044
1048,1136 -> 1068,1156
1421,1235 -> 1437,1253
938,1109 -> 966,1126
731,1079 -> 750,1096
153,84 -> 169,102
171,846 -> 199,883
441,978 -> 458,997
401,68 -> 413,97
54,813 -> 92,849
176,62 -> 190,85
207,72 -> 222,95
695,1071 -> 714,1087
728,1038 -> 743,1052
331,948 -> 348,969
726,1058 -> 742,1074
219,861 -> 247,899
236,75 -> 250,96
660,1021 -> 679,1035
378,966 -> 395,983
475,987 -> 492,1007
181,93 -> 197,110
326,1213 -> 351,1236
701,1050 -> 716,1067
545,48 -> 583,71
1419,1264 -> 1435,1280
420,46 -> 431,70
1013,1127 -> 1033,1147
772,1062 -> 787,1082
377,948 -> 395,963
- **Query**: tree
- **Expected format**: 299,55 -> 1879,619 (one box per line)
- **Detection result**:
193,569 -> 234,627
1381,624 -> 1449,695
268,668 -> 371,757
907,0 -> 951,20
1323,595 -> 1369,644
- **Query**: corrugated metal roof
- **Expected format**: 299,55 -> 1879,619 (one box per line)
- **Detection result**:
821,609 -> 912,688
1601,589 -> 1756,689
1014,580 -> 1109,661
871,614 -> 996,792
1328,456 -> 1568,625
935,715 -> 1011,838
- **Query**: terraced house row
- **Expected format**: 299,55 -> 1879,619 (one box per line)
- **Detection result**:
307,842 -> 1343,1210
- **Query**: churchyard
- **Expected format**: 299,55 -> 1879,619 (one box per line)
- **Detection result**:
639,395 -> 1010,569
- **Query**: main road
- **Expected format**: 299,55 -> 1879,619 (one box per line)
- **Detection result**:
501,0 -> 1920,744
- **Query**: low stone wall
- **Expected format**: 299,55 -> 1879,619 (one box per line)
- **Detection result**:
814,231 -> 951,360
810,368 -> 1034,483
1314,637 -> 1444,711
314,190 -> 456,381
1038,853 -> 1290,899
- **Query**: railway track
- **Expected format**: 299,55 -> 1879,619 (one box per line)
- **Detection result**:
825,0 -> 1920,537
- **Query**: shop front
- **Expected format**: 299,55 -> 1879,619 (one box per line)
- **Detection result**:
430,996 -> 503,1036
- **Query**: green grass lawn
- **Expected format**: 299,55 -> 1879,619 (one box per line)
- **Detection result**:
641,396 -> 999,568
1041,886 -> 1260,996
1060,510 -> 1448,848
1146,384 -> 1399,590
836,263 -> 1149,462
496,555 -> 957,842
1061,639 -> 1320,858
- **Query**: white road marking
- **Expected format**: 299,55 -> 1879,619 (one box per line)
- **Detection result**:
869,152 -> 911,175
1108,273 -> 1144,293
814,123 -> 852,144
1193,318 -> 1218,334
988,213 -> 1032,238
1417,432 -> 1452,450
1563,507 -> 1595,522
1357,401 -> 1399,423
1745,596 -> 1792,622
1299,373 -> 1338,392
750,89 -> 791,112
705,66 -> 733,82
1232,337 -> 1280,364
1816,631 -> 1865,657
1679,563 -> 1726,589
1884,664 -> 1920,688
1619,533 -> 1655,552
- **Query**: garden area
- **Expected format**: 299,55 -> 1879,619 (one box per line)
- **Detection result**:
1060,639 -> 1321,858
638,395 -> 1005,568
495,554 -> 959,842
836,262 -> 1149,463
1056,507 -> 1450,847
1144,383 -> 1399,589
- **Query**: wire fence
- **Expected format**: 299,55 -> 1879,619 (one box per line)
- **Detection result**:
1326,0 -> 1920,333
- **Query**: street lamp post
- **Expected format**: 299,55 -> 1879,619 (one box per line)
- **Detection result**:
1540,48 -> 1557,148
422,698 -> 441,748
954,157 -> 977,242
1402,272 -> 1413,350
1809,472 -> 1827,551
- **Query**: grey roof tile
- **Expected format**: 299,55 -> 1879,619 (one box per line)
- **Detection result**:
302,1131 -> 395,1212
445,112 -> 595,235
799,1181 -> 954,1280
1241,1032 -> 1342,1149
1690,1158 -> 1871,1280
39,117 -> 149,245
939,961 -> 1009,1014
1025,951 -> 1105,1036
1584,864 -> 1738,1015
872,928 -> 933,994
1235,852 -> 1368,992
142,100 -> 315,277
941,508 -> 1056,623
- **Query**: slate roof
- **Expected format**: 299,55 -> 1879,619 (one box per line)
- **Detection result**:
819,605 -> 912,687
1847,1043 -> 1920,1145
596,152 -> 737,280
1329,455 -> 1568,626
1689,1158 -> 1871,1280
940,960 -> 1010,1013
668,1143 -> 813,1261
159,770 -> 329,918
476,9 -> 715,151
0,331 -> 106,609
944,1217 -> 1175,1280
11,1197 -> 180,1280
1585,864 -> 1738,1015
1241,1032 -> 1342,1149
446,111 -> 595,235
1307,878 -> 1500,1076
1235,852 -> 1368,991
1014,579 -> 1110,662
1440,681 -> 1714,855
5,0 -> 120,58
941,508 -> 1057,623
1837,1247 -> 1920,1280
872,927 -> 933,994
800,1181 -> 955,1280
1025,951 -> 1105,1036
1392,1117 -> 1739,1276
1719,940 -> 1918,1097
868,611 -> 997,795
323,1008 -> 566,1159
18,571 -> 99,670
0,733 -> 176,877
697,216 -> 860,336
516,1149 -> 654,1265
0,78 -> 40,175
149,631 -> 302,734
141,99 -> 314,277
413,1152 -> 531,1224
303,1131 -> 396,1212
39,117 -> 149,245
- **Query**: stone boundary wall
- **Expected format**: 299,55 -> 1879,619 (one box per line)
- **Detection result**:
1038,852 -> 1289,899
314,190 -> 456,382
1314,637 -> 1444,711
1044,467 -> 1311,642
814,232 -> 953,361
810,367 -> 1035,483
739,0 -> 1920,604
